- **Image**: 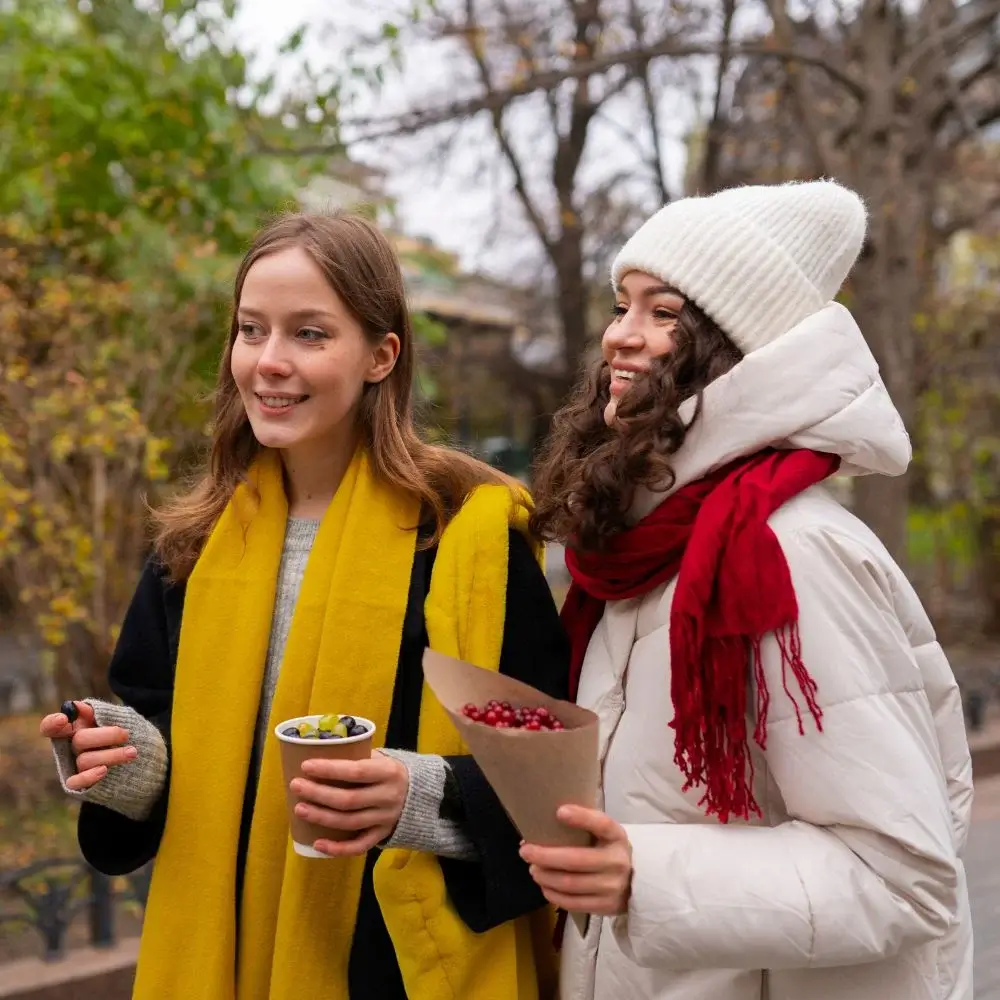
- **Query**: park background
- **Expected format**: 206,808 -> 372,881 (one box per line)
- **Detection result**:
1,1 -> 999,996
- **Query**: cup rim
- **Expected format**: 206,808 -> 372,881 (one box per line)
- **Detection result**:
274,714 -> 377,746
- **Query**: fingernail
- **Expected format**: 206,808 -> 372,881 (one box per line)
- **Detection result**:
290,779 -> 303,793
97,766 -> 108,776
124,747 -> 138,760
295,803 -> 308,816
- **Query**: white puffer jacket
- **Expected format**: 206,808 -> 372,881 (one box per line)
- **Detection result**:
561,303 -> 974,1000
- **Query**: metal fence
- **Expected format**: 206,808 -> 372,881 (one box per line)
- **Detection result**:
0,858 -> 150,961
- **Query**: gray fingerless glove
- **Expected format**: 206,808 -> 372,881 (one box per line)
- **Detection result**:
51,699 -> 168,822
377,748 -> 477,861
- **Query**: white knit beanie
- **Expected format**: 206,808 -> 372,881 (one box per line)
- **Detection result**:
611,180 -> 868,355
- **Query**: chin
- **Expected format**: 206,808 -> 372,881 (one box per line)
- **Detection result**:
246,419 -> 303,451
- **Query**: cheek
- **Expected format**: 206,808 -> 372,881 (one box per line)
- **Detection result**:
305,350 -> 372,414
649,328 -> 674,359
229,342 -> 253,390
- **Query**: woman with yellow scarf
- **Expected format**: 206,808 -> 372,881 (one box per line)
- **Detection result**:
39,213 -> 568,1000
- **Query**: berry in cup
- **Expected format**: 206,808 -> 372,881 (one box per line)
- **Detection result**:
461,700 -> 565,731
281,714 -> 370,740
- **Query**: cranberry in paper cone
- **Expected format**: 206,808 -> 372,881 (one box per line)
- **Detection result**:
422,649 -> 599,847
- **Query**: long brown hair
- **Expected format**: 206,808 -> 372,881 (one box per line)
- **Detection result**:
153,212 -> 516,581
530,296 -> 742,551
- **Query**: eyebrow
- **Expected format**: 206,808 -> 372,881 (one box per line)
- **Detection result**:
614,283 -> 684,301
237,306 -> 340,322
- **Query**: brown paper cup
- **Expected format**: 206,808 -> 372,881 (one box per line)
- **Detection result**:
423,649 -> 600,847
274,714 -> 375,858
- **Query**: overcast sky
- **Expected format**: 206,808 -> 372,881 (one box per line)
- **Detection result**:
232,1 -> 702,281
234,0 -> 497,266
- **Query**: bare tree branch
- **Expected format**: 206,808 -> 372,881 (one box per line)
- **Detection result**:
338,35 -> 867,143
461,0 -> 555,251
626,0 -> 671,203
892,0 -> 1000,87
700,0 -> 737,194
763,0 -> 836,176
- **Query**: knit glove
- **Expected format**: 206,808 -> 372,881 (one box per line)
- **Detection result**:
51,699 -> 168,822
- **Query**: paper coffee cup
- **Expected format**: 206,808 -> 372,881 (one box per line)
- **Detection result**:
274,714 -> 376,858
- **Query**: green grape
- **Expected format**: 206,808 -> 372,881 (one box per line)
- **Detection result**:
332,721 -> 349,738
297,721 -> 318,738
318,714 -> 339,733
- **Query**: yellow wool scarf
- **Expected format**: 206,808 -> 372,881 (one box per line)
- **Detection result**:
132,447 -> 557,1000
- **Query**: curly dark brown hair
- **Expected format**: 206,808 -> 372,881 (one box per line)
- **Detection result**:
530,297 -> 743,550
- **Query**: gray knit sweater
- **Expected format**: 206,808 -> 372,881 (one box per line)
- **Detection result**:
52,518 -> 475,860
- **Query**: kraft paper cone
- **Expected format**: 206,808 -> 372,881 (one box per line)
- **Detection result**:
423,649 -> 599,847
275,714 -> 375,857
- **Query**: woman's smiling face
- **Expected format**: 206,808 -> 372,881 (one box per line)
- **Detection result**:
601,271 -> 685,425
229,246 -> 397,454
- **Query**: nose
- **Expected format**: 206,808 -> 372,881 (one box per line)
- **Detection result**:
255,333 -> 293,378
602,308 -> 644,355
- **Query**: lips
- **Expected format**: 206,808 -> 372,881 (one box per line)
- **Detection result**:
255,393 -> 308,410
609,366 -> 645,397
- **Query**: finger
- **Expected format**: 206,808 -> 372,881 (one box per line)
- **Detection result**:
529,866 -> 619,896
72,726 -> 130,754
540,888 -> 616,916
556,805 -> 627,843
71,701 -> 97,728
300,755 -> 392,784
293,801 -> 389,833
75,745 -> 138,772
314,827 -> 385,858
519,844 -> 610,873
290,778 -> 387,812
40,713 -> 74,739
65,766 -> 108,792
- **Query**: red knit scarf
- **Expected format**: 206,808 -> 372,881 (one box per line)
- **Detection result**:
562,448 -> 840,822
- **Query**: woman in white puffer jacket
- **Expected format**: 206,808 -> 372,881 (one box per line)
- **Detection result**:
523,180 -> 974,1000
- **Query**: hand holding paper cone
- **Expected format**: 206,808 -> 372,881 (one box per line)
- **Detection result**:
422,649 -> 600,847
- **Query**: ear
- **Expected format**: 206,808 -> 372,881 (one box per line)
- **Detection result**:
366,332 -> 401,384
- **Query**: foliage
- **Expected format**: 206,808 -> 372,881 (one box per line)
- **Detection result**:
0,714 -> 78,870
913,231 -> 1000,633
0,0 -> 315,693
0,220 -> 211,694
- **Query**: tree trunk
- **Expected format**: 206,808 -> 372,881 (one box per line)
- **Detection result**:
844,155 -> 927,568
975,510 -> 1000,639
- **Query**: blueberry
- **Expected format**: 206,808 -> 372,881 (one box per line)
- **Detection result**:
317,731 -> 335,740
281,726 -> 300,738
348,723 -> 368,737
339,716 -> 356,730
61,700 -> 79,723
